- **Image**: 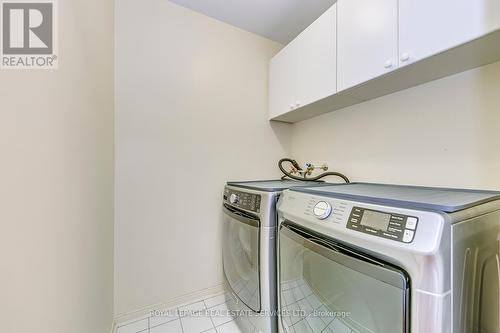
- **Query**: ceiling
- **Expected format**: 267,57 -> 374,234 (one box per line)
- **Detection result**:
168,0 -> 336,44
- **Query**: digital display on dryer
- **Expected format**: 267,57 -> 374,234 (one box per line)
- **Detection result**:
360,210 -> 391,231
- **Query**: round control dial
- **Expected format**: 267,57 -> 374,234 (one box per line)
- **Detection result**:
229,193 -> 240,204
313,201 -> 332,220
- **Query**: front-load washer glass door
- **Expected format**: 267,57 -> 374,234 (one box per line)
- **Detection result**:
279,222 -> 409,333
222,203 -> 261,312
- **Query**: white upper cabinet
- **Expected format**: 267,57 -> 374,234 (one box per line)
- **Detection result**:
269,0 -> 500,122
269,39 -> 298,119
399,0 -> 500,67
337,0 -> 398,92
269,5 -> 337,119
296,5 -> 337,109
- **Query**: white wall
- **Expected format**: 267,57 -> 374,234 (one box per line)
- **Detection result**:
291,61 -> 500,190
115,0 -> 290,315
0,1 -> 114,333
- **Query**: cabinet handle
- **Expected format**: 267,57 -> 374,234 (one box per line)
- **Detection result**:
400,53 -> 410,62
295,101 -> 301,107
289,104 -> 295,110
384,60 -> 393,69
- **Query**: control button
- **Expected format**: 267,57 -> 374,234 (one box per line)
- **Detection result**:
382,232 -> 398,239
402,230 -> 414,243
229,193 -> 240,204
406,217 -> 417,230
313,201 -> 332,220
364,228 -> 378,234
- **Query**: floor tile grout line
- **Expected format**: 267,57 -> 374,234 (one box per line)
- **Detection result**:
149,315 -> 180,330
200,327 -> 216,333
179,311 -> 185,333
206,298 -> 218,332
183,298 -> 219,333
213,318 -> 238,333
215,318 -> 236,328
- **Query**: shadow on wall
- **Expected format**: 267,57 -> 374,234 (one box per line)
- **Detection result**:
474,62 -> 500,187
270,120 -> 293,157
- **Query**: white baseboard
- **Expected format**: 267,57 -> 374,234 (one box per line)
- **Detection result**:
112,283 -> 226,331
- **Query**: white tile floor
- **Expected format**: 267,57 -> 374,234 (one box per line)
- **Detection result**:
116,292 -> 243,333
117,280 -> 356,333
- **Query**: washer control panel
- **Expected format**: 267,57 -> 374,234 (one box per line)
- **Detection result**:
313,201 -> 332,219
224,188 -> 261,213
346,206 -> 418,243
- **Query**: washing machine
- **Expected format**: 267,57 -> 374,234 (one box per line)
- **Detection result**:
276,183 -> 500,333
222,180 -> 327,333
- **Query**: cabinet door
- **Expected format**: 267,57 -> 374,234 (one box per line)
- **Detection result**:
296,4 -> 337,108
399,0 -> 500,67
337,0 -> 398,92
269,40 -> 298,119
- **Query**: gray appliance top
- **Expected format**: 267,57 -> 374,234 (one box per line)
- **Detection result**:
226,179 -> 326,192
291,183 -> 500,213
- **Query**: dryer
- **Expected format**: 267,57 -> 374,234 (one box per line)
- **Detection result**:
222,180 -> 325,333
276,183 -> 500,333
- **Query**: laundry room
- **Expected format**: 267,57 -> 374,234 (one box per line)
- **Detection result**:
1,0 -> 500,333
